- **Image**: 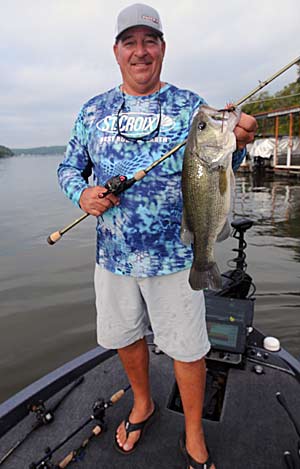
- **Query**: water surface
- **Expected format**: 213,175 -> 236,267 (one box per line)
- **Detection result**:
0,155 -> 299,403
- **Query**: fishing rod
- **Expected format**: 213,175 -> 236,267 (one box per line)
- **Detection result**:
276,392 -> 300,442
47,141 -> 185,244
276,391 -> 300,462
29,384 -> 131,469
26,426 -> 102,469
0,377 -> 84,466
234,56 -> 300,108
47,55 -> 299,244
283,451 -> 296,469
56,425 -> 102,468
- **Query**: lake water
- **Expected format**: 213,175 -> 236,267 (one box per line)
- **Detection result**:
0,154 -> 299,404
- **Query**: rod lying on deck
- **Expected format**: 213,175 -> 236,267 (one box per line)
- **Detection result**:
30,384 -> 131,469
0,377 -> 84,466
47,56 -> 300,245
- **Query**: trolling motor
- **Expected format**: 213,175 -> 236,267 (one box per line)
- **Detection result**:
218,218 -> 254,299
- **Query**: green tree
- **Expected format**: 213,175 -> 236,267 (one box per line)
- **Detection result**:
0,145 -> 13,157
242,70 -> 300,137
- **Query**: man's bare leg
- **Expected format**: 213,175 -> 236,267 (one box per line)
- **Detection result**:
174,357 -> 216,469
115,337 -> 155,452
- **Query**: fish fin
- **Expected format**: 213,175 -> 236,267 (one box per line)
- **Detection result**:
189,262 -> 222,291
180,209 -> 194,245
216,218 -> 231,242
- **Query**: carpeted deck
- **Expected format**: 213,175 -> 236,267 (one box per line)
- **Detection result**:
1,348 -> 300,469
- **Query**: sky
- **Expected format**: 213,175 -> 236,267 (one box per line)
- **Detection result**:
1,0 -> 299,148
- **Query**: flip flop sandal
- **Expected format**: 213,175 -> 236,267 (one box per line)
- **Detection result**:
179,435 -> 214,469
114,402 -> 158,455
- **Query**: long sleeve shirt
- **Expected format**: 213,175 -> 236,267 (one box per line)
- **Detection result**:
58,83 -> 245,277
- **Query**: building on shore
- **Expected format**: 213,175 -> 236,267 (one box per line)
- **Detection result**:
240,105 -> 300,177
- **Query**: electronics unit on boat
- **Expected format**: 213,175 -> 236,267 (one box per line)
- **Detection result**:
205,294 -> 254,364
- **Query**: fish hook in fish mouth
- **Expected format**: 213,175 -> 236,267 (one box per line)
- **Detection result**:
214,107 -> 238,131
209,113 -> 230,133
217,106 -> 236,112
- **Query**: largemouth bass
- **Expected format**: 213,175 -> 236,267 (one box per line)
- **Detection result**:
181,105 -> 240,290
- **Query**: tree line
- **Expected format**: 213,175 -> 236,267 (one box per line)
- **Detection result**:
242,63 -> 300,137
0,145 -> 13,157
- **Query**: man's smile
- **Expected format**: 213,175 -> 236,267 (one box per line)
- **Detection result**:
131,62 -> 152,66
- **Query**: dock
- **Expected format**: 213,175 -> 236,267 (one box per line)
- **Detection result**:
239,105 -> 300,177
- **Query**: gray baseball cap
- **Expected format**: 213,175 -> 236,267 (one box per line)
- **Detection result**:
115,3 -> 164,40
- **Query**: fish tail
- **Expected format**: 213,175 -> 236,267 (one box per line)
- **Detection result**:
189,262 -> 222,291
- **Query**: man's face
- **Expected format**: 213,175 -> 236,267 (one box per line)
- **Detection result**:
113,26 -> 166,95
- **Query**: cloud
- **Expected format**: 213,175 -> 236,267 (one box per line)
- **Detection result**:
1,0 -> 299,147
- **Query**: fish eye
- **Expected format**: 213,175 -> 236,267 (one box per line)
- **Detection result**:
198,121 -> 206,131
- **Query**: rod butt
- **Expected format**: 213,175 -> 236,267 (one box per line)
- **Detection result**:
47,231 -> 62,245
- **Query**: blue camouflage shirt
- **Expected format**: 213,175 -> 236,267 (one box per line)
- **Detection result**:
58,83 -> 245,277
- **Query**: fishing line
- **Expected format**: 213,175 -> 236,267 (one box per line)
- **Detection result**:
245,92 -> 300,105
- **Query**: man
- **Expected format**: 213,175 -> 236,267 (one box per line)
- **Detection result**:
58,4 -> 257,468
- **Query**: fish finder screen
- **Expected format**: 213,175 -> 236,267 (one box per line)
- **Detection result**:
207,321 -> 239,349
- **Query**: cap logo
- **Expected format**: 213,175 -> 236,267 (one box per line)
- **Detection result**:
142,14 -> 159,25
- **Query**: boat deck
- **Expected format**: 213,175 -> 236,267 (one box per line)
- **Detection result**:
1,345 -> 300,469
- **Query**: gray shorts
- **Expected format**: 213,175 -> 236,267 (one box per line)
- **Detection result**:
94,265 -> 211,362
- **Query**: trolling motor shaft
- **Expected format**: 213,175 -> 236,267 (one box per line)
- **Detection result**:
217,218 -> 254,299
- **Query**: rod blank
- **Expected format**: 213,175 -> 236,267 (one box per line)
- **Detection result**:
47,213 -> 90,245
234,56 -> 300,108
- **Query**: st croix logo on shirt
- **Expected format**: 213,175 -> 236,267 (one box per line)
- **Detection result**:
96,112 -> 175,143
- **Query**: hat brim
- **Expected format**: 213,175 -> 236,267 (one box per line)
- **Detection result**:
115,25 -> 163,42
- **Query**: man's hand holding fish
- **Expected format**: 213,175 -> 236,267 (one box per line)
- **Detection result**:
234,112 -> 258,149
